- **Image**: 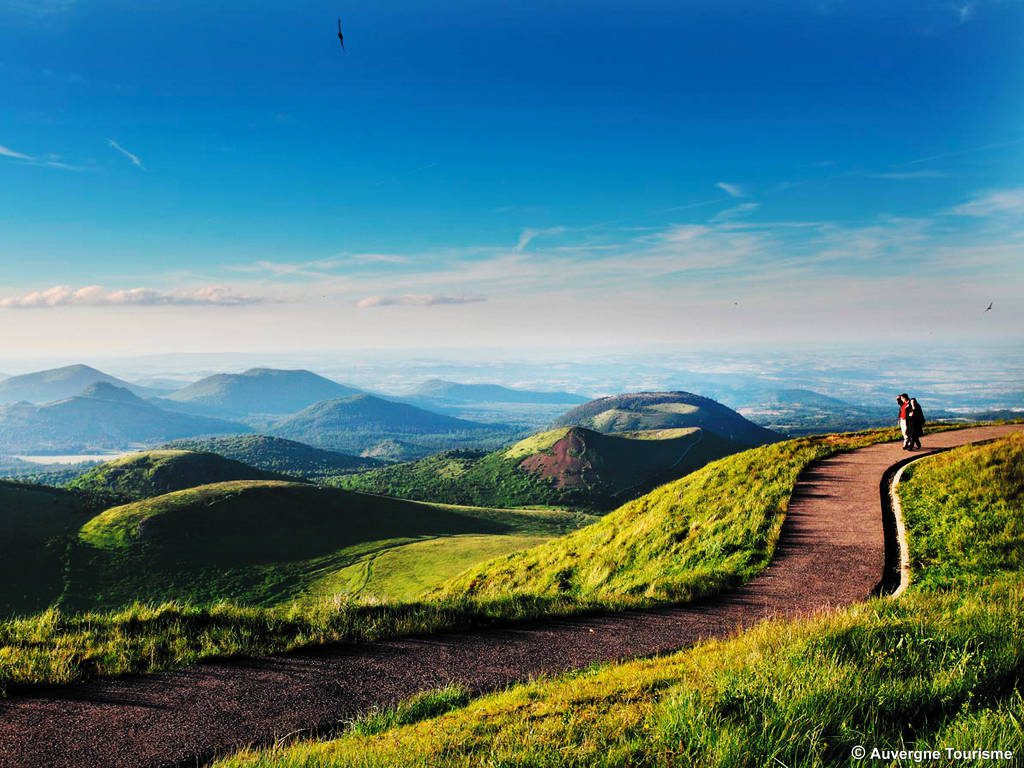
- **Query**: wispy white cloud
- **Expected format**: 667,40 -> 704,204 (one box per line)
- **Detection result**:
894,136 -> 1024,168
515,226 -> 567,253
710,202 -> 760,223
233,253 -> 413,280
956,3 -> 975,24
863,170 -> 948,180
715,181 -> 745,198
0,144 -> 34,161
0,142 -> 84,171
356,294 -> 486,309
0,285 -> 263,309
107,139 -> 144,170
124,186 -> 1019,326
951,188 -> 1024,218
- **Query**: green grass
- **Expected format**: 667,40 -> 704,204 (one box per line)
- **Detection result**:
67,449 -> 287,502
0,481 -> 97,616
161,435 -> 383,481
333,425 -> 743,512
501,427 -> 571,459
306,534 -> 554,603
0,426 -> 920,693
64,481 -> 574,612
432,430 -> 889,602
898,432 -> 1024,591
212,430 -> 1024,768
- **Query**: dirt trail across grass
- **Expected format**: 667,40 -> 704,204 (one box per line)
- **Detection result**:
1,425 -> 1019,768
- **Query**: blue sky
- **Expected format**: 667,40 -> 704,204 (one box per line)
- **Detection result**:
0,0 -> 1022,355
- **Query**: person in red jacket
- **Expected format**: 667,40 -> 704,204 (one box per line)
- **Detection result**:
897,393 -> 911,449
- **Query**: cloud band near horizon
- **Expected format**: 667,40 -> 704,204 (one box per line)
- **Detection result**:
357,294 -> 487,308
0,285 -> 262,309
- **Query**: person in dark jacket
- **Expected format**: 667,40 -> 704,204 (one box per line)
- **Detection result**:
907,397 -> 925,449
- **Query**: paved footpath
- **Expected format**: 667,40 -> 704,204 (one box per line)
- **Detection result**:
1,425 -> 1019,768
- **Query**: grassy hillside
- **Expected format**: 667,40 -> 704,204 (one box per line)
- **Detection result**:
214,432 -> 1024,768
296,506 -> 594,604
335,426 -> 743,511
898,431 -> 1024,590
166,368 -> 362,417
61,481 -> 583,611
433,431 -> 849,602
0,481 -> 96,616
67,450 -> 288,502
0,427 -> 928,692
161,434 -> 384,480
270,393 -> 514,459
554,391 -> 780,445
0,382 -> 247,453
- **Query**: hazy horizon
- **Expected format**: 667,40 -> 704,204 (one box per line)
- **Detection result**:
2,344 -> 1021,415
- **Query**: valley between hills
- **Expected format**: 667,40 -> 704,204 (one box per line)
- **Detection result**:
0,363 -> 1020,768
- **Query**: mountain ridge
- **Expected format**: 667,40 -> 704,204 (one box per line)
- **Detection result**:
167,368 -> 362,417
0,364 -> 157,405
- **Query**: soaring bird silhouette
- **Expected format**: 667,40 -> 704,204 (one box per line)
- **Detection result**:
985,302 -> 993,312
337,18 -> 345,51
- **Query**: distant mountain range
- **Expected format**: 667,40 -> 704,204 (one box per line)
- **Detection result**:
270,393 -> 512,460
736,388 -> 895,436
0,364 -> 158,404
408,379 -> 587,406
164,368 -> 362,417
397,379 -> 589,428
0,383 -> 247,453
554,391 -> 781,445
5,363 -> 922,459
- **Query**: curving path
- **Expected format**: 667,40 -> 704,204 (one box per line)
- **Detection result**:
0,425 -> 1020,768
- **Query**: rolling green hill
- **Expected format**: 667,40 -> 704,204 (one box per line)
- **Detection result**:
67,450 -> 288,502
334,425 -> 743,511
0,425 -> 961,691
433,431 -> 862,602
160,434 -> 384,480
553,391 -> 780,445
61,481 -> 569,611
270,393 -> 513,459
0,383 -> 248,453
165,368 -> 362,417
0,481 -> 96,616
0,364 -> 158,405
217,431 -> 1024,768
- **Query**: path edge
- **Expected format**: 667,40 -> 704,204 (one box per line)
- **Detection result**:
876,450 -> 948,598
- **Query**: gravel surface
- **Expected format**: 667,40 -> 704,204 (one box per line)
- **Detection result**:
1,425 -> 1018,768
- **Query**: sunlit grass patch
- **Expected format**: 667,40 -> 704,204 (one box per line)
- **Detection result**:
212,429 -> 1024,768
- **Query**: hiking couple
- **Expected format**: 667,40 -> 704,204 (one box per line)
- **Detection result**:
897,393 -> 925,450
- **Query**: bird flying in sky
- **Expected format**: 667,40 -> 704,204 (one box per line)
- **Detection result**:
985,302 -> 993,312
337,18 -> 345,52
